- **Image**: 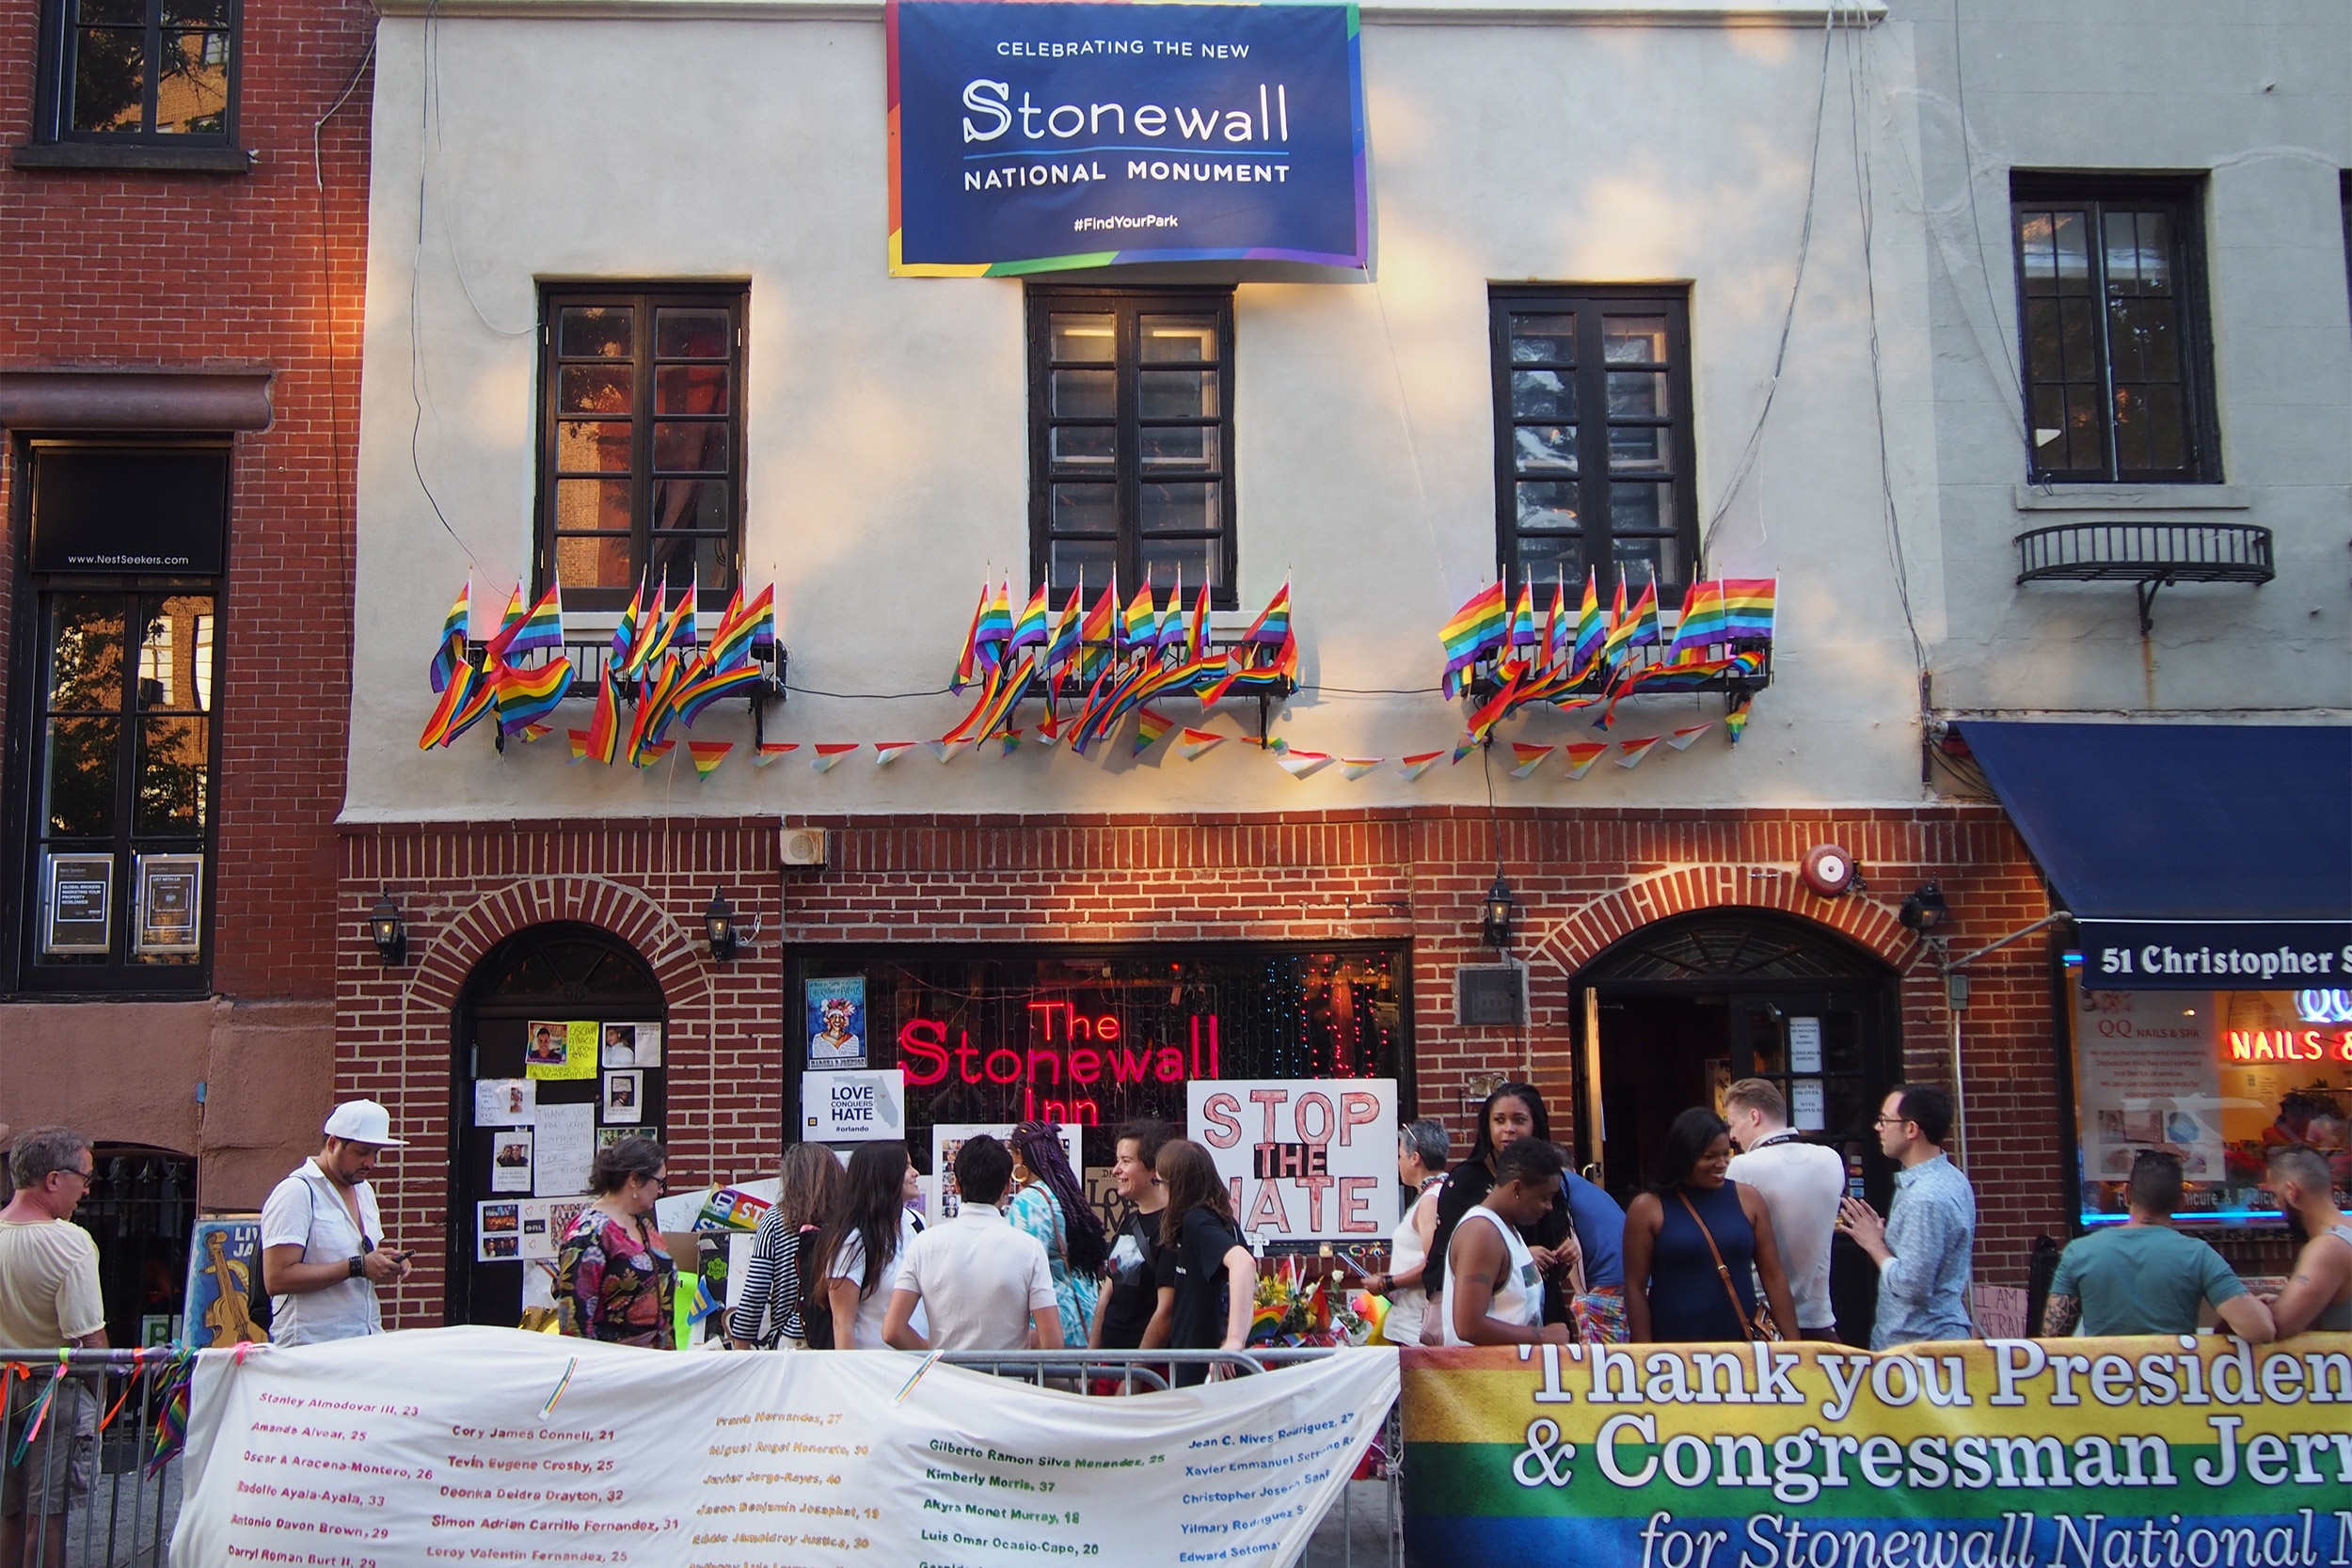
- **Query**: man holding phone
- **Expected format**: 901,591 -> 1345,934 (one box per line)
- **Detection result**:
262,1101 -> 412,1344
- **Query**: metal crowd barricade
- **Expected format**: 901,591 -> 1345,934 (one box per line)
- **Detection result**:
934,1348 -> 1403,1568
0,1347 -> 186,1568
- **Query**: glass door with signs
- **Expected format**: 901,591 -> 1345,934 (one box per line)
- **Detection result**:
450,925 -> 667,1328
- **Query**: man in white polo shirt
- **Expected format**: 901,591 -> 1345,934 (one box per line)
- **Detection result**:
262,1101 -> 412,1344
1724,1078 -> 1846,1340
882,1135 -> 1062,1353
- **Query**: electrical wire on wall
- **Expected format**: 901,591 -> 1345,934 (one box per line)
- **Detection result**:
313,30 -> 376,677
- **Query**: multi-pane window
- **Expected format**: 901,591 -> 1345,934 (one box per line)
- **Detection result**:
536,287 -> 745,612
2011,179 -> 2219,483
14,445 -> 227,989
1027,289 -> 1237,608
41,0 -> 238,141
1488,288 -> 1699,597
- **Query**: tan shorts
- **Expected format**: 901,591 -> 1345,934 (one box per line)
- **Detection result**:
2,1378 -> 97,1518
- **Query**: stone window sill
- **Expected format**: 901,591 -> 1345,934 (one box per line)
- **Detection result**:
10,142 -> 251,174
2013,483 -> 2247,513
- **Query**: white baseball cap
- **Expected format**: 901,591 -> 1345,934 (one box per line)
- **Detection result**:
323,1100 -> 405,1148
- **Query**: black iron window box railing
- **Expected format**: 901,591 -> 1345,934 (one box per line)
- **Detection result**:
2014,520 -> 2272,631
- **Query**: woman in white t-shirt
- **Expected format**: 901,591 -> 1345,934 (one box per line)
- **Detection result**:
824,1143 -> 927,1349
1439,1138 -> 1574,1348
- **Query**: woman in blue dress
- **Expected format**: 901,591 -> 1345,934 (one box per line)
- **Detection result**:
1623,1107 -> 1800,1342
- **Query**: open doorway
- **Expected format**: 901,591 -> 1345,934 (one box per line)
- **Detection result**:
1572,911 -> 1906,1343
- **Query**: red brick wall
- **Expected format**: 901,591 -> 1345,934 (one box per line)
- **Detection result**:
342,802 -> 2065,1327
0,0 -> 373,1001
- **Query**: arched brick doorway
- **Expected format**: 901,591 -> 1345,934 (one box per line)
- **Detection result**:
448,923 -> 666,1327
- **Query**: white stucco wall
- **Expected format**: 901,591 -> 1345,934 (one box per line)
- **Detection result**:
1902,0 -> 2352,715
345,1 -> 1949,821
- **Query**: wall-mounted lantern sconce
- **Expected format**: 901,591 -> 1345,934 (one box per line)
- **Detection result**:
1898,881 -> 1950,935
369,892 -> 407,967
1480,875 -> 1518,951
705,892 -> 740,962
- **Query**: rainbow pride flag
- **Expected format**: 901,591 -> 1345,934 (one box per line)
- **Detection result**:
671,658 -> 765,729
1081,575 -> 1118,648
1668,578 -> 1726,657
429,581 -> 470,693
1719,577 -> 1777,638
502,583 -> 564,660
1240,578 -> 1291,645
420,655 -> 485,749
580,672 -> 620,765
495,655 -> 574,735
976,579 -> 1013,671
1009,583 -> 1051,655
1570,570 -> 1606,673
481,583 -> 528,659
952,581 -> 991,692
1121,581 -> 1159,651
688,740 -> 732,779
1044,580 -> 1085,676
1440,582 -> 1508,695
1508,579 -> 1539,647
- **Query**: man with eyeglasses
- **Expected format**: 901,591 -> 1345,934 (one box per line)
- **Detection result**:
262,1101 -> 412,1345
0,1127 -> 107,1567
1836,1085 -> 1977,1348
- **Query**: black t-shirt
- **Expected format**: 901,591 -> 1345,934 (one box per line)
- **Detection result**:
1163,1206 -> 1247,1386
1098,1206 -> 1165,1350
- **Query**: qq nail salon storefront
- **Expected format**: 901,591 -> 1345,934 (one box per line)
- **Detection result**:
1965,722 -> 2352,1269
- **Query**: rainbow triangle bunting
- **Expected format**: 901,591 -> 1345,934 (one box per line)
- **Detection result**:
1131,708 -> 1177,757
567,729 -> 595,762
1725,706 -> 1752,744
999,730 -> 1024,756
1451,740 -> 1477,766
1338,757 -> 1382,781
1616,736 -> 1662,768
1667,722 -> 1714,751
688,740 -> 733,779
1035,713 -> 1061,749
873,742 -> 915,767
1274,749 -> 1332,780
1508,743 -> 1554,779
926,739 -> 969,764
810,744 -> 859,772
752,742 -> 799,767
1175,727 -> 1225,761
1396,752 -> 1443,781
640,739 -> 675,763
1562,741 -> 1610,779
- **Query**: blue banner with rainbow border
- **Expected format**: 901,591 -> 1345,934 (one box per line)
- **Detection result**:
888,0 -> 1368,276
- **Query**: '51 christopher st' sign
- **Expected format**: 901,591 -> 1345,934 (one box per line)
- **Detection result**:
887,0 -> 1369,275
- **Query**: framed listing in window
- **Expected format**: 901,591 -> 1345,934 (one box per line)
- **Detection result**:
42,853 -> 113,955
135,853 -> 203,956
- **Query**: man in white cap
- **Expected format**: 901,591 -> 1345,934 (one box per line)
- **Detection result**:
261,1101 -> 411,1344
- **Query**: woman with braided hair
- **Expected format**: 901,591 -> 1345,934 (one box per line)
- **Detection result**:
1006,1121 -> 1107,1346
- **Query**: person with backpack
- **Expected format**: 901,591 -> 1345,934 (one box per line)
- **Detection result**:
727,1143 -> 844,1350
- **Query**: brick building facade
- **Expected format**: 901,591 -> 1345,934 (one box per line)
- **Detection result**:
341,804 -> 2063,1331
1,0 -> 373,1340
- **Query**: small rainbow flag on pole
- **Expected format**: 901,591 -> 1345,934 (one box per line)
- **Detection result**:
1121,580 -> 1159,651
952,581 -> 991,692
429,581 -> 470,693
495,655 -> 574,736
1241,578 -> 1291,645
1508,579 -> 1539,648
1008,582 -> 1051,656
1570,570 -> 1607,674
580,673 -> 620,765
420,655 -> 484,749
1719,578 -> 1777,639
1044,578 -> 1085,678
1668,579 -> 1726,659
688,740 -> 733,779
1440,582 -> 1508,696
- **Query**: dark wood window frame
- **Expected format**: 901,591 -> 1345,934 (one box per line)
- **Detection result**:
2010,173 -> 2222,484
7,440 -> 228,996
1026,287 -> 1239,610
1488,285 -> 1701,603
533,284 -> 747,615
30,0 -> 241,150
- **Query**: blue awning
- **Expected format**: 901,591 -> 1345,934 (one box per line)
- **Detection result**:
1961,721 -> 2351,989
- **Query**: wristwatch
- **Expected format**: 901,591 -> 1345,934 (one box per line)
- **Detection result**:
348,1255 -> 366,1279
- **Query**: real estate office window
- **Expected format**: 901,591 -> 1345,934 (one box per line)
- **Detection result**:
535,287 -> 747,613
11,445 -> 226,992
1027,288 -> 1238,609
1489,287 -> 1700,601
2010,177 -> 2221,483
32,0 -> 239,144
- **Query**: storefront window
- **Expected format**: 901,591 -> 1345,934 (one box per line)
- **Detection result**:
795,946 -> 1408,1163
2071,977 -> 2352,1225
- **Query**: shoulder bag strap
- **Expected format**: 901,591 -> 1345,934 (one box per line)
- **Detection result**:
1675,1190 -> 1756,1338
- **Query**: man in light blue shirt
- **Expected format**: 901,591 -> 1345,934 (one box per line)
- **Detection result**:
1837,1085 -> 1975,1347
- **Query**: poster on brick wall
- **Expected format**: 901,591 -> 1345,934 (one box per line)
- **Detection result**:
1189,1078 -> 1396,1243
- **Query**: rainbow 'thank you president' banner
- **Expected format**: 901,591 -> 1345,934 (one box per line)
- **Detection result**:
1403,1337 -> 2352,1568
887,0 -> 1369,276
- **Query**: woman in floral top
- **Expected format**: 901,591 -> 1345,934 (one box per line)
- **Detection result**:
1007,1122 -> 1108,1346
555,1136 -> 675,1348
